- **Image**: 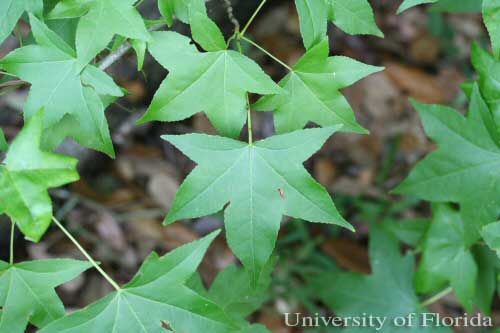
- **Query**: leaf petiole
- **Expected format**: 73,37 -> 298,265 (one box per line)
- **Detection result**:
240,0 -> 267,37
9,221 -> 15,265
240,36 -> 292,71
419,287 -> 453,308
52,216 -> 122,291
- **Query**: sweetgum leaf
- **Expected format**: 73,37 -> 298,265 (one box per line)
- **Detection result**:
0,110 -> 79,242
39,231 -> 242,333
471,43 -> 500,140
415,205 -> 478,311
0,15 -> 123,156
310,225 -> 451,332
138,31 -> 282,138
163,126 -> 352,283
0,129 -> 7,151
190,11 -> 227,52
158,0 -> 206,26
49,0 -> 150,67
328,0 -> 384,38
482,221 -> 500,257
0,259 -> 91,333
394,84 -> 500,245
0,0 -> 43,44
483,0 -> 500,57
398,0 -> 438,13
295,0 -> 328,50
254,39 -> 382,134
295,0 -> 382,49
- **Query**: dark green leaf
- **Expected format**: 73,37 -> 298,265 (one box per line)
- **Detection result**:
0,259 -> 91,333
163,127 -> 352,283
0,111 -> 79,241
255,39 -> 381,134
138,31 -> 282,138
394,85 -> 500,245
415,205 -> 477,311
39,231 -> 242,333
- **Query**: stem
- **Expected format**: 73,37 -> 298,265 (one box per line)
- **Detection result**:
240,36 -> 292,71
52,217 -> 122,291
420,287 -> 453,308
9,222 -> 15,265
240,0 -> 267,37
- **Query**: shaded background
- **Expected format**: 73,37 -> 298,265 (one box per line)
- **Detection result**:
0,0 -> 494,332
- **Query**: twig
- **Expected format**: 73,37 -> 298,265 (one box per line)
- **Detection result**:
99,44 -> 132,71
223,0 -> 240,33
9,222 -> 15,265
0,80 -> 27,89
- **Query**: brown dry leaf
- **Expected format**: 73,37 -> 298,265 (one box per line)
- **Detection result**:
95,211 -> 127,252
410,33 -> 441,64
321,238 -> 370,274
119,80 -> 146,103
193,113 -> 217,135
385,63 -> 450,104
314,157 -> 337,187
258,310 -> 292,333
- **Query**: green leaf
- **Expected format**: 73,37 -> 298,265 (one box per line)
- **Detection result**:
473,245 -> 497,314
329,0 -> 384,37
310,225 -> 451,332
0,0 -> 43,44
254,39 -> 382,134
163,127 -> 352,283
138,31 -> 282,138
398,0 -> 438,13
190,11 -> 227,52
206,260 -> 275,324
50,0 -> 150,66
158,0 -> 206,26
382,217 -> 430,247
295,0 -> 328,50
295,0 -> 382,49
430,0 -> 482,13
39,231 -> 242,333
482,221 -> 500,256
0,15 -> 123,156
131,39 -> 147,71
471,44 -> 500,140
483,0 -> 500,57
394,84 -> 500,245
0,259 -> 92,333
415,205 -> 477,311
0,129 -> 7,152
0,111 -> 79,242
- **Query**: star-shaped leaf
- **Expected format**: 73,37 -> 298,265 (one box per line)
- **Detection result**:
310,225 -> 451,332
158,0 -> 206,26
483,0 -> 500,57
295,0 -> 382,50
163,126 -> 352,283
254,39 -> 382,134
415,205 -> 478,312
0,15 -> 123,156
483,221 -> 500,257
0,259 -> 92,333
397,0 -> 438,13
138,31 -> 282,138
0,0 -> 43,44
394,84 -> 500,245
49,0 -> 150,66
39,231 -> 243,333
0,110 -> 79,242
0,129 -> 7,152
471,43 -> 500,140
